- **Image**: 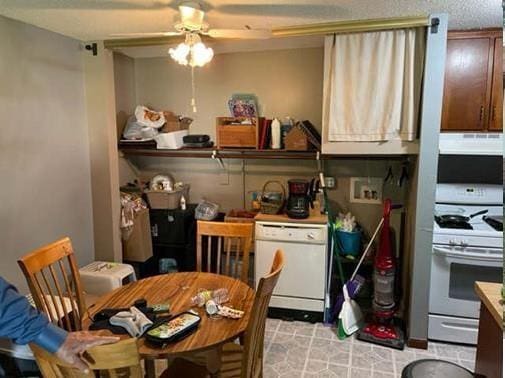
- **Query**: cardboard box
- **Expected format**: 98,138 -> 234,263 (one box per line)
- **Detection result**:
161,112 -> 192,133
123,208 -> 153,262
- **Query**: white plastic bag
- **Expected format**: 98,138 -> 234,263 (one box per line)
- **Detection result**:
135,105 -> 166,128
122,115 -> 159,140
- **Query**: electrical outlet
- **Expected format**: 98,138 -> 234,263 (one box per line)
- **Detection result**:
324,176 -> 336,189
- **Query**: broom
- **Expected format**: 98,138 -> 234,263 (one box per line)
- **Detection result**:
332,216 -> 384,321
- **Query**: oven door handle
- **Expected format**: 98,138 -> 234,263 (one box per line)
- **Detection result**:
433,246 -> 502,262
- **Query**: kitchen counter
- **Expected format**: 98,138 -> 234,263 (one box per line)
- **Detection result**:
475,282 -> 502,326
474,281 -> 503,378
254,208 -> 328,224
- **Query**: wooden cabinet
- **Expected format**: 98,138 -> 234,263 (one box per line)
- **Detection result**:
488,37 -> 503,131
441,30 -> 502,132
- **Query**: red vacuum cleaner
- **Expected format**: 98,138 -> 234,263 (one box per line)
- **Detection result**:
357,199 -> 405,350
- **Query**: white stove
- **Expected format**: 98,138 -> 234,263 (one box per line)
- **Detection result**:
429,184 -> 503,345
433,203 -> 503,248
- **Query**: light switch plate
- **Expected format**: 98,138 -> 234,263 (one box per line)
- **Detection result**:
324,176 -> 336,188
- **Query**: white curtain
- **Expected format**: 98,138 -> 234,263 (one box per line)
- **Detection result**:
323,28 -> 424,142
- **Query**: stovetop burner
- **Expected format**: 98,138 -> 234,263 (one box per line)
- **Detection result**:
435,217 -> 473,230
483,215 -> 503,231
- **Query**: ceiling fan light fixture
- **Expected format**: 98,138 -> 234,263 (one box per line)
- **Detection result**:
168,42 -> 191,65
168,32 -> 213,67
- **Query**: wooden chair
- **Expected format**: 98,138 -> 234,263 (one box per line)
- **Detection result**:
162,249 -> 285,378
196,221 -> 254,284
18,237 -> 87,331
30,338 -> 142,378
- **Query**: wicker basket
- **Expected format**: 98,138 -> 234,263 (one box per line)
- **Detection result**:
260,181 -> 285,215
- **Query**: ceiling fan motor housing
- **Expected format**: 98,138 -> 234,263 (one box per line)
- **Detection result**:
178,3 -> 206,31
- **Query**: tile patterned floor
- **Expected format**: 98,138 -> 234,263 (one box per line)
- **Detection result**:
263,319 -> 477,378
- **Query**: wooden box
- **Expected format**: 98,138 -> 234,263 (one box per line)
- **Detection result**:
216,117 -> 259,149
284,126 -> 309,151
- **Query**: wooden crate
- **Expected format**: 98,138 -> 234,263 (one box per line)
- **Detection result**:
216,117 -> 259,149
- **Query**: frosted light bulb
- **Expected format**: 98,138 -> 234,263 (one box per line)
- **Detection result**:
168,43 -> 190,65
190,42 -> 213,67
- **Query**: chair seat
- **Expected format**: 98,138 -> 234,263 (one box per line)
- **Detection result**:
161,342 -> 244,378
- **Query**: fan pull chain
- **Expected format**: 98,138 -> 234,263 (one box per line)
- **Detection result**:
191,66 -> 197,113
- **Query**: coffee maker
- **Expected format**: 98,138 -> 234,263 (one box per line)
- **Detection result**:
286,179 -> 313,219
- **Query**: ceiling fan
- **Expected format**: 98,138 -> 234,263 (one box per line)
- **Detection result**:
109,1 -> 272,40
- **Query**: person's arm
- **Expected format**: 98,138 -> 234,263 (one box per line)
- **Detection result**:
0,276 -> 119,372
0,277 -> 67,352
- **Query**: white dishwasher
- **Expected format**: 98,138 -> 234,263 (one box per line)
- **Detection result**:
255,221 -> 328,322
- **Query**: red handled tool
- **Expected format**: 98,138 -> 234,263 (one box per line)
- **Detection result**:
357,199 -> 405,350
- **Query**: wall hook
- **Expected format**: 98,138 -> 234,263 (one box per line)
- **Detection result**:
211,150 -> 226,170
85,43 -> 98,56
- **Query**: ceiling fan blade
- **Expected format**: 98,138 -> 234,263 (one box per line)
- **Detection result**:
109,31 -> 182,38
213,4 -> 345,18
207,29 -> 272,39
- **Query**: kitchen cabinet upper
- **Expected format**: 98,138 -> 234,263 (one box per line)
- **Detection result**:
441,30 -> 502,132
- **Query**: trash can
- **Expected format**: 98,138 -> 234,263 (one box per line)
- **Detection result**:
336,229 -> 362,257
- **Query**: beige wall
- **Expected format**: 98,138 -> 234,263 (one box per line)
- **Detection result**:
0,16 -> 94,292
83,43 -> 122,262
113,53 -> 139,186
134,47 -> 324,137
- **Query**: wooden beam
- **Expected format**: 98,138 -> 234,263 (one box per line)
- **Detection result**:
104,15 -> 430,49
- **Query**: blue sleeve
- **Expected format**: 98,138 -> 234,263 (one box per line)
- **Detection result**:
0,277 -> 67,353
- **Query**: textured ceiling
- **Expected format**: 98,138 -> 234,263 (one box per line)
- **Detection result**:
0,0 -> 501,41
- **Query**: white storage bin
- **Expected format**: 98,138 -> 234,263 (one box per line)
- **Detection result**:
79,262 -> 136,296
154,130 -> 188,149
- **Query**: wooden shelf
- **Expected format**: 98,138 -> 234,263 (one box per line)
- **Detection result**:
119,144 -> 408,160
119,144 -> 320,160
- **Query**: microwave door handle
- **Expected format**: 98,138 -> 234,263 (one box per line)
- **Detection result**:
433,246 -> 502,262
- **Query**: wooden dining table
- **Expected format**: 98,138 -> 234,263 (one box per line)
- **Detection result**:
83,272 -> 255,378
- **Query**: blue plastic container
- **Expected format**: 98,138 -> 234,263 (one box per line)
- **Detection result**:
336,229 -> 362,257
159,258 -> 178,274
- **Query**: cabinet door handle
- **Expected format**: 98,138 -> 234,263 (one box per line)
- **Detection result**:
479,106 -> 484,121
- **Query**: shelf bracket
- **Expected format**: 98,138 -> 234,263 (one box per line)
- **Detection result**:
211,150 -> 226,171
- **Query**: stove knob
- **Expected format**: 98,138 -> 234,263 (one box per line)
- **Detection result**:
459,240 -> 468,247
449,239 -> 457,246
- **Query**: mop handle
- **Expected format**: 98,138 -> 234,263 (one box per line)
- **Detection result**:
349,217 -> 384,282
